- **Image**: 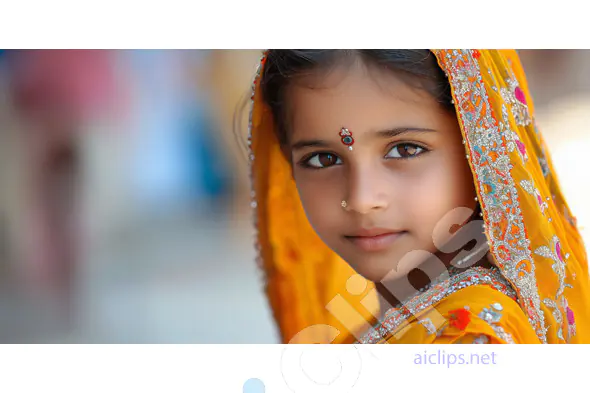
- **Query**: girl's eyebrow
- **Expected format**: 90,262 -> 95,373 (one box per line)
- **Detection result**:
291,127 -> 436,152
291,139 -> 330,151
374,127 -> 437,138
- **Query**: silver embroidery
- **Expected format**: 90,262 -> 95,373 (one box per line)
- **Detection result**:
542,298 -> 564,341
418,318 -> 437,335
520,179 -> 548,215
500,76 -> 532,127
358,266 -> 517,343
479,304 -> 515,344
248,51 -> 269,280
487,68 -> 499,92
502,105 -> 529,164
473,334 -> 490,344
535,235 -> 574,342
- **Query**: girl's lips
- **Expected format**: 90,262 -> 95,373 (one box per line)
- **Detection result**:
345,231 -> 406,252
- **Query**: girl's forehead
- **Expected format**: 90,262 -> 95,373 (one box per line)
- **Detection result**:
288,65 -> 443,136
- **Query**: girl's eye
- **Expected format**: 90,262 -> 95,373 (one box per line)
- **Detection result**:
304,153 -> 343,169
385,143 -> 426,159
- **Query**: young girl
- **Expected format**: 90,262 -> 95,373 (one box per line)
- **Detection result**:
248,50 -> 590,344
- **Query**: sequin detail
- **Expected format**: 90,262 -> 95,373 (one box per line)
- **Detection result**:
418,318 -> 437,335
247,51 -> 268,280
358,266 -> 517,343
479,304 -> 515,343
472,334 -> 490,344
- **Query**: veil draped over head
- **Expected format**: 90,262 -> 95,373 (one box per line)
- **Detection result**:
248,50 -> 590,344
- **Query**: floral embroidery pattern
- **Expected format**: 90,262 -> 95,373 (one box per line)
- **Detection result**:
565,298 -> 576,338
500,76 -> 532,127
541,298 -> 565,341
434,49 -> 547,343
534,235 -> 575,342
502,105 -> 529,164
358,266 -> 517,343
479,303 -> 515,344
520,179 -> 549,215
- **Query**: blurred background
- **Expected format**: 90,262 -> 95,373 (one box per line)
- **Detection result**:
0,50 -> 588,343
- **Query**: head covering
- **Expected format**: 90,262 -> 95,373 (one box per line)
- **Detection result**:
248,50 -> 590,344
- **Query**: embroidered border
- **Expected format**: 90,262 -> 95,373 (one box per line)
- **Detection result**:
358,266 -> 517,343
248,51 -> 269,280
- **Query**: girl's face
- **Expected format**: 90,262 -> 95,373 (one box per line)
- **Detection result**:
287,61 -> 477,283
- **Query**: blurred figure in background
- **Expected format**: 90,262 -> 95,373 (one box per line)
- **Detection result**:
124,50 -> 233,221
0,49 -> 252,343
3,50 -> 119,320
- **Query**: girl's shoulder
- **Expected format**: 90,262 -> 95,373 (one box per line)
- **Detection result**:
368,283 -> 541,344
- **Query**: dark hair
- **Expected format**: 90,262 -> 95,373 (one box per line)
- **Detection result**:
260,50 -> 454,148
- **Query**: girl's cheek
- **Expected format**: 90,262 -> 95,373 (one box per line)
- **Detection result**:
401,164 -> 464,234
296,179 -> 337,222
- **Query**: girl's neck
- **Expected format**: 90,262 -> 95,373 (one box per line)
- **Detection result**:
375,246 -> 492,319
